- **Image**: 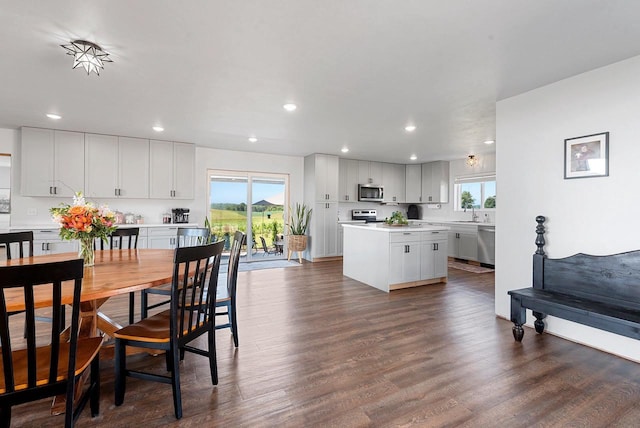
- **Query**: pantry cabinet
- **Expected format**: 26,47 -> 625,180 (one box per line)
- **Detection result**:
338,158 -> 359,202
21,127 -> 85,197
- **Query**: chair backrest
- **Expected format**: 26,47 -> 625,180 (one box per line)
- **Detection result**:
176,227 -> 210,248
259,236 -> 268,253
100,227 -> 139,250
171,241 -> 224,340
0,231 -> 34,260
226,231 -> 245,300
0,259 -> 84,395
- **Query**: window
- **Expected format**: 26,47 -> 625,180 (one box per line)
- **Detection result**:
454,174 -> 496,210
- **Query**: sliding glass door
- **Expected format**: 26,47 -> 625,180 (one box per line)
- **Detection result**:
208,170 -> 288,262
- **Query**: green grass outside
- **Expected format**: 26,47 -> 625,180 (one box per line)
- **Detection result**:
209,208 -> 285,247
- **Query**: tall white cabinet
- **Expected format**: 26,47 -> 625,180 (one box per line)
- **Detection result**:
149,140 -> 195,199
338,158 -> 359,202
21,127 -> 85,197
304,154 -> 340,260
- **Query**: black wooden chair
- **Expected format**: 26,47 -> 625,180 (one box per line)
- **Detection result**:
0,259 -> 102,427
0,231 -> 64,334
216,231 -> 245,347
114,241 -> 224,419
98,228 -> 140,325
141,227 -> 211,319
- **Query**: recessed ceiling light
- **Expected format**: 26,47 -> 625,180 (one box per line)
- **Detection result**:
283,103 -> 297,112
248,137 -> 258,143
152,126 -> 164,132
484,140 -> 495,145
405,125 -> 416,132
46,113 -> 62,120
341,147 -> 349,153
410,154 -> 417,161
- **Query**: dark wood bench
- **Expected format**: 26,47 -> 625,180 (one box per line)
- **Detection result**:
509,215 -> 640,342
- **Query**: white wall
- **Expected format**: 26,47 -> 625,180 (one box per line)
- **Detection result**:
0,127 -> 304,228
496,55 -> 640,361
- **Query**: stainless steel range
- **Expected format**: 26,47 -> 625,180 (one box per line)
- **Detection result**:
351,209 -> 383,223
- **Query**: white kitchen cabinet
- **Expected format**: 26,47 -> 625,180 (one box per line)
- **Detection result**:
421,231 -> 448,279
30,229 -> 77,256
421,161 -> 449,204
382,163 -> 406,203
147,226 -> 180,249
306,154 -> 339,202
448,226 -> 478,261
21,127 -> 85,197
338,158 -> 359,202
310,202 -> 339,259
405,164 -> 422,203
358,160 -> 383,185
85,134 -> 149,198
389,232 -> 421,284
149,140 -> 195,199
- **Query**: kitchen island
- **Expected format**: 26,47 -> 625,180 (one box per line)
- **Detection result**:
342,223 -> 449,292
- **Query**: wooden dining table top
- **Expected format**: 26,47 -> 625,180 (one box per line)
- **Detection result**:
1,249 -> 175,312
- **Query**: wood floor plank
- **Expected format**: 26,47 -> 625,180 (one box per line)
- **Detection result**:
7,261 -> 640,427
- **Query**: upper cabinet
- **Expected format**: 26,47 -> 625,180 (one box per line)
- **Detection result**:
21,127 -> 85,197
85,134 -> 150,198
421,161 -> 449,204
358,160 -> 383,185
149,140 -> 195,199
405,164 -> 422,203
382,163 -> 406,203
305,154 -> 339,202
338,158 -> 359,202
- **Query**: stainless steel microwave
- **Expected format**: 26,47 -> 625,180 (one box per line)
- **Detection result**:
358,184 -> 384,202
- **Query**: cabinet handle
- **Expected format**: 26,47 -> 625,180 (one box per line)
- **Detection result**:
429,196 -> 432,202
393,196 -> 396,201
41,243 -> 45,251
49,186 -> 53,195
53,186 -> 57,195
419,196 -> 422,202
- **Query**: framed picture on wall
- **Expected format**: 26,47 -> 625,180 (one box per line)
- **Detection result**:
564,132 -> 609,179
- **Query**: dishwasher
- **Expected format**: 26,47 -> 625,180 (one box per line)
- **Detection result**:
477,227 -> 495,266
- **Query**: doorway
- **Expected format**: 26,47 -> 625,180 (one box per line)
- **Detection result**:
208,170 -> 288,262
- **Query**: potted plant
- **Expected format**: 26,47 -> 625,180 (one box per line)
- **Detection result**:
287,203 -> 312,252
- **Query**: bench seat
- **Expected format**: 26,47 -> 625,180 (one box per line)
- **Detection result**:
509,287 -> 640,341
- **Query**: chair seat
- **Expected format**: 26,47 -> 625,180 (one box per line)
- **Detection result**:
0,337 -> 103,393
114,310 -> 207,343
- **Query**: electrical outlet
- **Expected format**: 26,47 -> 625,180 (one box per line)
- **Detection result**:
27,208 -> 37,216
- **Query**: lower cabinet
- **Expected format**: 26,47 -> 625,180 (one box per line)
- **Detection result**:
147,226 -> 180,249
448,226 -> 478,261
389,230 -> 447,286
33,230 -> 77,256
309,202 -> 339,259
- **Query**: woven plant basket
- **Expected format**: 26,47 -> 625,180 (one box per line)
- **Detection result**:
288,235 -> 308,252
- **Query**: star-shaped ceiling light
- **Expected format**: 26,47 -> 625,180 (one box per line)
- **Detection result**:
61,40 -> 112,76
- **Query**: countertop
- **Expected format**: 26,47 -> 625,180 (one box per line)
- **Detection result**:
9,223 -> 200,230
408,220 -> 495,227
341,223 -> 449,232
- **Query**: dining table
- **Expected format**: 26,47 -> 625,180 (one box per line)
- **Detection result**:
1,248 -> 176,415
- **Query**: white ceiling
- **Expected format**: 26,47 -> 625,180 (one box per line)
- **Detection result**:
1,1 -> 640,163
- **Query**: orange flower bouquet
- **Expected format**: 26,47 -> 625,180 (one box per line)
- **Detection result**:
50,192 -> 117,266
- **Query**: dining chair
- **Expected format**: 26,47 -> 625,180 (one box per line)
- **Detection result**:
216,231 -> 245,347
0,231 -> 64,334
140,227 -> 211,319
114,241 -> 224,419
0,258 -> 102,427
100,228 -> 140,325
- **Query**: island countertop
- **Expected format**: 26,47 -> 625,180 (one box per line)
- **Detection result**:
341,223 -> 449,233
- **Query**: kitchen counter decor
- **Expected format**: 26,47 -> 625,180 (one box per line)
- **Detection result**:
50,192 -> 117,266
384,211 -> 409,226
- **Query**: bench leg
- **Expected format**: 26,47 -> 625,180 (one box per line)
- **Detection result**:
512,324 -> 524,342
510,295 -> 526,342
533,311 -> 546,334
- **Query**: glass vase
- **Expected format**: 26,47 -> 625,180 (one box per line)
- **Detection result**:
78,237 -> 95,267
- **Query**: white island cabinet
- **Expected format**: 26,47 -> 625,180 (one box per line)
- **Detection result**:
342,224 -> 449,292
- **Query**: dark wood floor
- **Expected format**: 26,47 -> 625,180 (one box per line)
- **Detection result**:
9,261 -> 640,427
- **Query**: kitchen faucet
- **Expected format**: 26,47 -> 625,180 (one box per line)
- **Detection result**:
471,206 -> 479,223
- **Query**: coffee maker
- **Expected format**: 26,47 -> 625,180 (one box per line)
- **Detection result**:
171,208 -> 190,223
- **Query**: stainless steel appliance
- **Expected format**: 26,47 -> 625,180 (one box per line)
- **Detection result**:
478,226 -> 495,265
171,208 -> 190,223
351,209 -> 383,223
358,184 -> 384,202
